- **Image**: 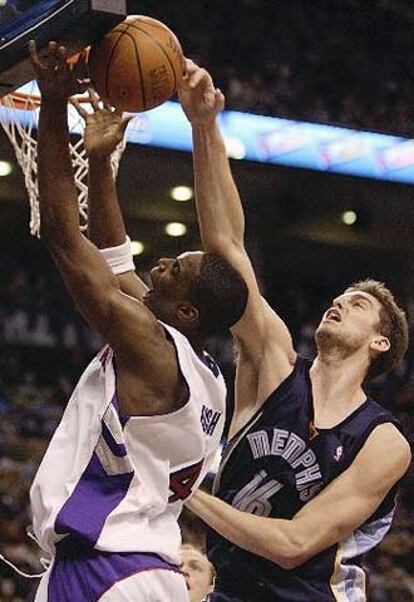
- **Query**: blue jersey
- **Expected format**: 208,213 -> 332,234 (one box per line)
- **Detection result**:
208,357 -> 402,601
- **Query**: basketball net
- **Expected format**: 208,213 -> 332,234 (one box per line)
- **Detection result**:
0,81 -> 127,237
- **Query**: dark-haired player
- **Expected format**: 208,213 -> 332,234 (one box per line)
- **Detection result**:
179,60 -> 411,601
28,43 -> 248,602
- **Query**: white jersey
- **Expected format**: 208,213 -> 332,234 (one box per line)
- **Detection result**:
30,322 -> 226,565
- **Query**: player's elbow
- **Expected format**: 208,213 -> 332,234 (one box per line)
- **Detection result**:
274,547 -> 308,570
277,550 -> 307,570
269,530 -> 310,570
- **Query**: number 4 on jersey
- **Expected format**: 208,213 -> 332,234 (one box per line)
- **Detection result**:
169,460 -> 204,503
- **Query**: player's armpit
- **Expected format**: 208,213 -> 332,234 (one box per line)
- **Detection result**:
286,423 -> 411,568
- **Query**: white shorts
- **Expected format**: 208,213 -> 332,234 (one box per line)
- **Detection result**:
100,569 -> 189,601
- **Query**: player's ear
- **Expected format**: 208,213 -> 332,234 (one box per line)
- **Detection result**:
370,335 -> 390,354
177,303 -> 199,324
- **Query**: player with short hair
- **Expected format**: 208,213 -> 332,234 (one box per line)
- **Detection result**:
28,42 -> 248,602
178,60 -> 412,601
181,543 -> 215,602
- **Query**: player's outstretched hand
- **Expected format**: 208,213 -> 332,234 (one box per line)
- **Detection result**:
178,58 -> 225,125
70,88 -> 134,157
29,40 -> 88,101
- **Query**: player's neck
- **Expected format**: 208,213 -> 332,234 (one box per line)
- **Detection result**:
169,321 -> 207,352
310,354 -> 367,421
186,332 -> 207,354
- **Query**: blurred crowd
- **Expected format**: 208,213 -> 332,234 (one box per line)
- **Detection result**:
216,0 -> 414,137
139,0 -> 414,137
3,0 -> 414,136
0,257 -> 413,601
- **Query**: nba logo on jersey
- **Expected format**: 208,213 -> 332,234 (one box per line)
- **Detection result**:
334,445 -> 343,461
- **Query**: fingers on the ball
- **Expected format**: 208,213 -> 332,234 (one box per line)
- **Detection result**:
216,88 -> 225,102
215,89 -> 225,111
189,68 -> 212,90
178,72 -> 191,89
184,58 -> 197,74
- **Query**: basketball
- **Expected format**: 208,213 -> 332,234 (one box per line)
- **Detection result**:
88,15 -> 185,112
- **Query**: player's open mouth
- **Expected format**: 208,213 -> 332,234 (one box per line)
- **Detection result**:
325,309 -> 341,322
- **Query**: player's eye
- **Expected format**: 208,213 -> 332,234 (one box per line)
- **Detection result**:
189,561 -> 203,571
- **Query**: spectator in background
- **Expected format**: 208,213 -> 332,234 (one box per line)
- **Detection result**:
181,544 -> 215,602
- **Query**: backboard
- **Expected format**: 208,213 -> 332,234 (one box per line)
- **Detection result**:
0,0 -> 127,97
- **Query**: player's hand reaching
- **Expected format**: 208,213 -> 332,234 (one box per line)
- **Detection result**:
71,89 -> 134,157
29,40 -> 88,101
179,58 -> 225,125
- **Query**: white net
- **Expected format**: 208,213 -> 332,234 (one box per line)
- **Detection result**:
0,81 -> 127,236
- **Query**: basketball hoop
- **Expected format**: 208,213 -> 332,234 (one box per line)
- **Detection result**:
0,81 -> 127,237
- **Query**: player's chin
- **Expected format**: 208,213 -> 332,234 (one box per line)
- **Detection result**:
315,321 -> 339,344
316,321 -> 329,335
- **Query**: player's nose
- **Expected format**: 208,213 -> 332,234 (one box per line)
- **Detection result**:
158,257 -> 173,271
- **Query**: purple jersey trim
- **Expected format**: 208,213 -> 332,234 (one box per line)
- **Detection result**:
111,394 -> 130,428
101,420 -> 127,457
48,540 -> 182,601
55,453 -> 133,546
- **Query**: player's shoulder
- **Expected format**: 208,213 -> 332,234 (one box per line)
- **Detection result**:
363,422 -> 411,475
370,421 -> 411,454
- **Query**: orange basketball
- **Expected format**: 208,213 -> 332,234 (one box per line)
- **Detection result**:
88,15 -> 185,112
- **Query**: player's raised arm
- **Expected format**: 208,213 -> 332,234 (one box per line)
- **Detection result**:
71,90 -> 149,302
179,61 -> 296,384
32,41 -> 177,395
